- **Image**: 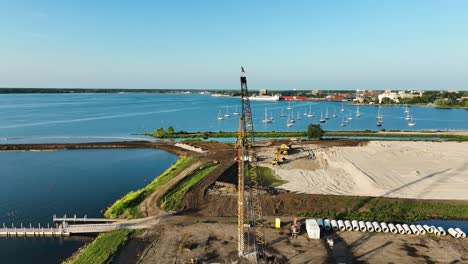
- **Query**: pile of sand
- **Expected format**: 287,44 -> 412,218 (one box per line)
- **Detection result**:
261,141 -> 468,200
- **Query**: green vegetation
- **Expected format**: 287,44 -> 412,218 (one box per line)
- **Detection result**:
63,230 -> 132,264
148,127 -> 468,142
104,157 -> 197,219
296,196 -> 468,222
256,166 -> 287,188
160,163 -> 218,211
307,124 -> 325,139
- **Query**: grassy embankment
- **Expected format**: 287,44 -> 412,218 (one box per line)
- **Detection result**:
147,130 -> 468,141
105,156 -> 197,219
63,230 -> 131,264
297,196 -> 468,223
159,162 -> 219,211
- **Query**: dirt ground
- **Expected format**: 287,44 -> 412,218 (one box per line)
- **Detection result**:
112,216 -> 468,264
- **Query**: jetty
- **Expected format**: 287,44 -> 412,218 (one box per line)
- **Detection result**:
0,214 -> 163,238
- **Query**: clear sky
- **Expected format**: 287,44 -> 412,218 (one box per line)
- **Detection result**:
1,0 -> 468,90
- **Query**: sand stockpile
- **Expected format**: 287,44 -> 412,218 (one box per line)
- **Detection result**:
260,141 -> 468,200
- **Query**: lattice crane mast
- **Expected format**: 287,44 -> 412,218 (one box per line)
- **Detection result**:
237,67 -> 266,262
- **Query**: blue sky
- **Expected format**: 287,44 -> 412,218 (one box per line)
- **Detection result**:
1,0 -> 467,90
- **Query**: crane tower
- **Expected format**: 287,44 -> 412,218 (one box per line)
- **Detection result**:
237,67 -> 266,261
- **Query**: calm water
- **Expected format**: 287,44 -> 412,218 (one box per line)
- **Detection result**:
0,149 -> 178,264
0,94 -> 467,142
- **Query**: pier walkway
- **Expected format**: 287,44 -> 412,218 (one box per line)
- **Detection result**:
1,214 -> 166,238
52,214 -> 122,223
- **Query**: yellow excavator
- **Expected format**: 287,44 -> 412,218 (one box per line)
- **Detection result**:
271,149 -> 281,165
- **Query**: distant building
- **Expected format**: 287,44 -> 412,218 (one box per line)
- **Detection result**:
311,90 -> 321,96
259,89 -> 267,96
280,95 -> 307,101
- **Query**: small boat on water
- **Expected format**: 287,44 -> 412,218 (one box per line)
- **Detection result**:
217,110 -> 224,120
287,102 -> 292,110
319,112 -> 326,123
296,112 -> 301,120
340,117 -> 347,126
290,110 -> 295,123
376,106 -> 383,126
233,105 -> 240,115
280,107 -> 287,117
356,106 -> 361,117
404,105 -> 409,114
405,110 -> 411,120
303,107 -> 308,116
262,108 -> 272,123
224,105 -> 231,118
333,107 -> 337,118
347,112 -> 353,120
307,103 -> 314,118
325,108 -> 329,120
286,115 -> 294,127
408,115 -> 415,127
340,102 -> 345,112
269,111 -> 274,121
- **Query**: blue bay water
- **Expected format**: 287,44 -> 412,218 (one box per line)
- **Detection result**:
0,94 -> 467,142
0,149 -> 178,264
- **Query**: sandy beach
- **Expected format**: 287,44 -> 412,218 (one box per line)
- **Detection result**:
258,141 -> 468,200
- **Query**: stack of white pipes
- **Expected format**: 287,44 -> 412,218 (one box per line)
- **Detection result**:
310,218 -> 465,238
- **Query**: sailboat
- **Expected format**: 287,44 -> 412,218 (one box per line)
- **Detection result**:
224,105 -> 230,118
303,107 -> 308,116
269,111 -> 274,121
307,103 -> 314,118
333,107 -> 337,118
319,112 -> 326,123
233,105 -> 240,115
262,108 -> 272,123
296,112 -> 301,120
287,102 -> 292,110
286,114 -> 294,127
376,106 -> 383,126
340,117 -> 347,126
280,107 -> 287,117
404,105 -> 409,114
405,110 -> 411,120
408,115 -> 415,127
347,112 -> 353,120
340,102 -> 345,112
325,108 -> 329,119
356,106 -> 361,117
217,110 -> 224,120
290,110 -> 295,123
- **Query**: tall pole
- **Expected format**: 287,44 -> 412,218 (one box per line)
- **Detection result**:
237,117 -> 245,256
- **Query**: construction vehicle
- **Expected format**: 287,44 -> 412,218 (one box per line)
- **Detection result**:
279,144 -> 290,155
271,149 -> 282,165
236,67 -> 267,262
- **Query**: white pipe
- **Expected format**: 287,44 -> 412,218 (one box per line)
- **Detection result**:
448,228 -> 460,238
409,225 -> 420,235
330,220 -> 339,231
396,224 -> 405,234
402,224 -> 412,234
358,221 -> 367,232
365,222 -> 374,232
455,228 -> 466,238
437,226 -> 446,236
380,222 -> 389,233
416,225 -> 426,235
337,220 -> 346,231
433,226 -> 440,236
351,220 -> 359,231
372,222 -> 382,232
423,225 -> 433,233
387,223 -> 397,234
317,218 -> 324,229
324,219 -> 331,231
344,220 -> 353,231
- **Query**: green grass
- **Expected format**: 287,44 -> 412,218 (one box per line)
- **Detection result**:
256,166 -> 287,188
104,157 -> 197,219
296,196 -> 468,223
63,230 -> 131,264
160,163 -> 218,211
